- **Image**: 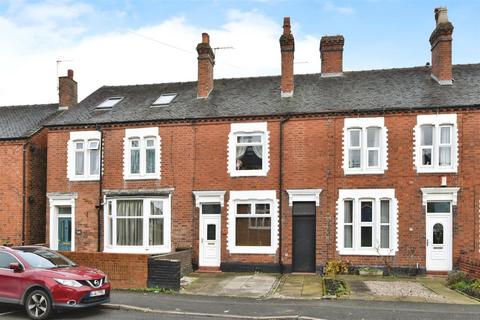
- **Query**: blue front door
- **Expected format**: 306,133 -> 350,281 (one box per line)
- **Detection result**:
58,217 -> 72,251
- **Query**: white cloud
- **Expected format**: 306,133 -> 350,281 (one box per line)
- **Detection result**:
0,2 -> 321,105
323,1 -> 355,15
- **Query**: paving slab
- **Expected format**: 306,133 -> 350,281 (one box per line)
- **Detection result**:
272,274 -> 324,299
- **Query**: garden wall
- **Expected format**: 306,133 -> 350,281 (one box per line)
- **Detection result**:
458,255 -> 480,278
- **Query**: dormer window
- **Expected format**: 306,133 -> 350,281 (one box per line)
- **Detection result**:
96,97 -> 124,109
152,94 -> 177,106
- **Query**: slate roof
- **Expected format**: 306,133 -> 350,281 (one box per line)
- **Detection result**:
0,104 -> 59,139
48,64 -> 480,127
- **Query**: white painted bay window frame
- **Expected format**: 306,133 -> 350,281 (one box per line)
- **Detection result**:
67,131 -> 101,181
414,114 -> 458,173
337,189 -> 398,256
227,122 -> 270,177
227,190 -> 278,254
103,196 -> 171,254
123,127 -> 161,180
343,117 -> 388,175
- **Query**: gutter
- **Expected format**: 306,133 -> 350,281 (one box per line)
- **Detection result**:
278,114 -> 290,271
21,142 -> 28,245
95,125 -> 104,252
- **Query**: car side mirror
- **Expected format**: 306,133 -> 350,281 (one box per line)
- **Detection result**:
9,262 -> 23,273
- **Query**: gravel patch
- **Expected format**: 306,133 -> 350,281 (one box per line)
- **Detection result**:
364,281 -> 443,299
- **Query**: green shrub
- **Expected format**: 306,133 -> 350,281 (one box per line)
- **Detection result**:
325,260 -> 350,276
446,270 -> 470,286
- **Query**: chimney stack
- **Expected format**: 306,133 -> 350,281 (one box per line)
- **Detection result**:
429,7 -> 454,85
279,17 -> 295,98
58,69 -> 78,110
320,35 -> 344,77
196,33 -> 215,98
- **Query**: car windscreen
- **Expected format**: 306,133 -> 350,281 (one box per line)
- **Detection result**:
16,249 -> 77,269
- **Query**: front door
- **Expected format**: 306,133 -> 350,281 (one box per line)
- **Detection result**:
292,202 -> 316,272
58,217 -> 72,251
199,204 -> 221,267
426,201 -> 452,271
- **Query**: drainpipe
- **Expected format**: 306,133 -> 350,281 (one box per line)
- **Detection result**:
278,114 -> 290,271
95,125 -> 104,252
21,142 -> 28,245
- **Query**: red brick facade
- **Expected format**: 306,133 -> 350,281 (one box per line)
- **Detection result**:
45,108 -> 480,273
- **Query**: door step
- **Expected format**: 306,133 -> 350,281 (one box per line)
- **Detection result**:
426,271 -> 449,276
196,267 -> 222,273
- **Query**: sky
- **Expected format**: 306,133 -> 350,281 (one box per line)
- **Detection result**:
0,0 -> 479,106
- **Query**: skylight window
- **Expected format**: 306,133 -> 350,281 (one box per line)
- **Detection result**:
152,93 -> 177,106
96,97 -> 124,109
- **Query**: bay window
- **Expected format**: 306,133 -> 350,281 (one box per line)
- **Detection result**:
104,197 -> 170,253
338,189 -> 397,256
415,114 -> 457,173
68,131 -> 101,181
124,127 -> 161,180
344,118 -> 387,174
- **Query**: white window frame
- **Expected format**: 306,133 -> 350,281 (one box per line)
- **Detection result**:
47,193 -> 77,251
414,114 -> 458,173
67,131 -> 101,181
103,196 -> 171,254
227,190 -> 278,254
124,127 -> 161,180
343,117 -> 388,175
227,122 -> 270,177
337,189 -> 398,256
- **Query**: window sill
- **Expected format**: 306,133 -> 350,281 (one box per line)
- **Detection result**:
344,169 -> 385,175
68,176 -> 100,182
416,167 -> 457,174
229,170 -> 268,177
338,249 -> 396,256
229,246 -> 276,255
103,246 -> 170,254
124,174 -> 160,181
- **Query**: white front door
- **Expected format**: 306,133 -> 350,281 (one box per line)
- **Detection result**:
426,201 -> 452,271
199,204 -> 221,267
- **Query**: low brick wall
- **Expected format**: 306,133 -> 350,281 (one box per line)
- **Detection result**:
150,249 -> 193,276
458,255 -> 480,278
147,249 -> 193,290
60,252 -> 150,289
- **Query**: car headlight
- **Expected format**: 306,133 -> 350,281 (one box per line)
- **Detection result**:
54,279 -> 83,288
104,275 -> 108,283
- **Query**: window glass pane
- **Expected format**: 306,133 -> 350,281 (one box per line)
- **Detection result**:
131,140 -> 139,148
380,226 -> 390,248
75,142 -> 84,150
235,217 -> 271,246
88,140 -> 99,149
368,150 -> 379,167
367,128 -> 380,148
117,219 -> 143,246
361,201 -> 373,222
0,253 -> 18,269
433,223 -> 444,244
421,125 -> 433,146
349,130 -> 360,147
237,135 -> 261,143
427,201 -> 450,213
349,150 -> 361,168
361,226 -> 373,247
344,225 -> 353,248
146,139 -> 155,147
150,201 -> 163,216
117,200 -> 143,216
108,217 -> 113,245
202,204 -> 221,214
422,148 -> 432,166
236,146 -> 263,170
440,126 -> 451,144
344,200 -> 353,223
207,224 -> 216,240
130,149 -> 140,174
89,149 -> 99,175
237,204 -> 251,214
439,146 -> 451,166
58,206 -> 71,215
255,203 -> 270,215
146,149 -> 155,173
381,200 -> 390,223
149,218 -> 164,245
75,151 -> 84,175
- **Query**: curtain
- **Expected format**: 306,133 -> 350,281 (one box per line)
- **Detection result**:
236,146 -> 247,159
439,146 -> 451,166
130,149 -> 140,174
252,146 -> 263,159
75,151 -> 84,175
116,200 -> 143,246
146,149 -> 155,173
367,128 -> 380,147
149,218 -> 164,245
440,127 -> 451,144
90,149 -> 99,175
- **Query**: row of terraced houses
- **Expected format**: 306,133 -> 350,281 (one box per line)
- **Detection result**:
1,8 -> 480,285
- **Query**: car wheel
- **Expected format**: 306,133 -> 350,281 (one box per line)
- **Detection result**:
25,290 -> 52,320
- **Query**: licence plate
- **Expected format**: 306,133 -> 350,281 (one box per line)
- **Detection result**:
90,290 -> 105,297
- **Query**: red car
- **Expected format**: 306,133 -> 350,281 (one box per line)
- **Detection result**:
0,246 -> 110,320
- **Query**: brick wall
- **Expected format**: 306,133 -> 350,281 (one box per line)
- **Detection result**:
61,251 -> 149,289
458,255 -> 480,278
46,108 -> 480,271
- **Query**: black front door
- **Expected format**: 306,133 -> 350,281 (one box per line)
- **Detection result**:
292,202 -> 316,272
